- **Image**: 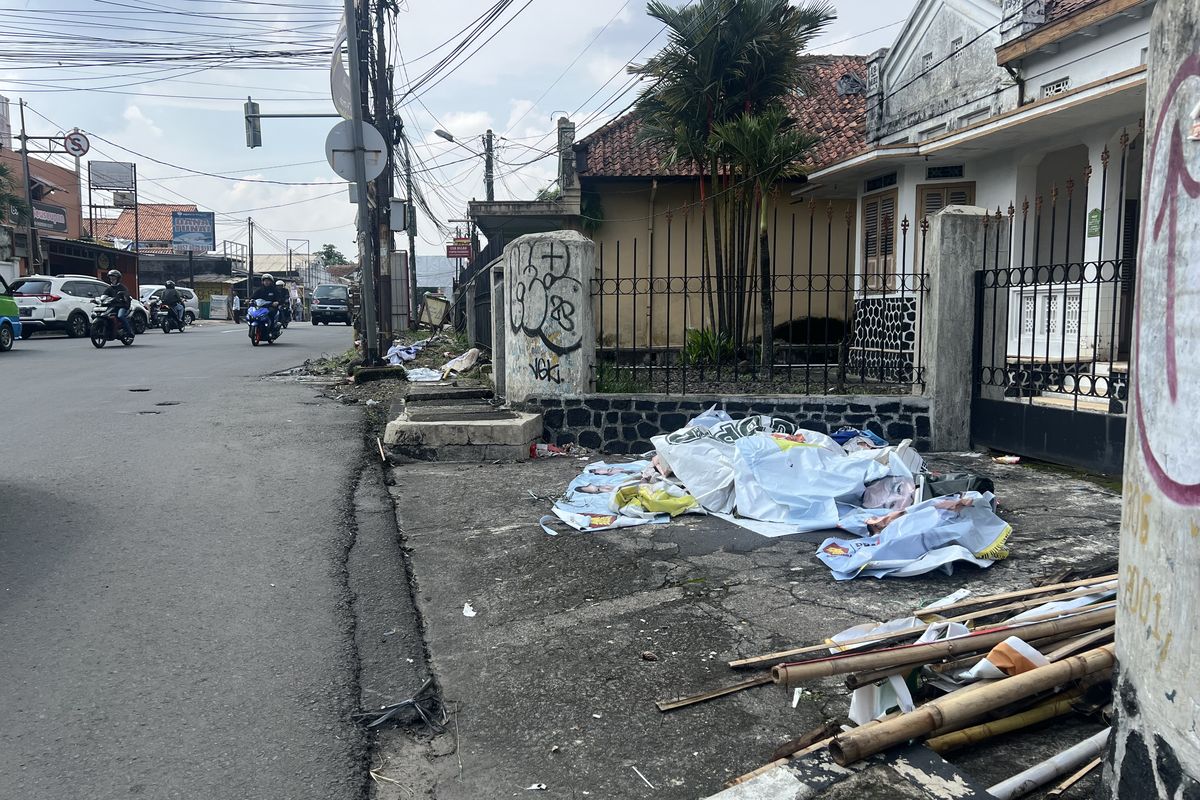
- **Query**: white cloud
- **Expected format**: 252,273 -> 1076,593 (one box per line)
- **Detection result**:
121,105 -> 163,139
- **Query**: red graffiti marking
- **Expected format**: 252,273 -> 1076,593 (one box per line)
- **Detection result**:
1136,53 -> 1200,504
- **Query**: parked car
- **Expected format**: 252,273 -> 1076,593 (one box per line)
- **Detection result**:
138,284 -> 165,303
12,274 -> 149,338
0,274 -> 22,351
145,286 -> 200,324
311,283 -> 352,325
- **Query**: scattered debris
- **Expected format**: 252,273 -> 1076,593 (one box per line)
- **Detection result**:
640,650 -> 659,662
406,367 -> 443,382
992,455 -> 1021,464
631,766 -> 656,789
376,437 -> 387,462
365,399 -> 380,407
351,678 -> 445,731
524,783 -> 548,791
462,602 -> 477,618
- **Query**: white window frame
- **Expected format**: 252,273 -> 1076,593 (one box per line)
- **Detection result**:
1041,77 -> 1071,98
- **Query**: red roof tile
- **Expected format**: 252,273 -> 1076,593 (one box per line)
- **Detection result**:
1046,0 -> 1104,21
576,55 -> 868,179
90,203 -> 198,243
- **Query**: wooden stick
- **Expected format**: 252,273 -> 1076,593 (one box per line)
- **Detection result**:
1046,756 -> 1102,797
1045,626 -> 1115,662
772,607 -> 1115,687
769,721 -> 840,762
942,586 -> 1117,626
925,691 -> 1081,754
376,437 -> 387,462
654,673 -> 772,712
917,574 -> 1118,616
829,646 -> 1115,766
731,600 -> 1114,670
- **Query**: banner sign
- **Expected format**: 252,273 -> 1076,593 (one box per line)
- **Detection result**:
171,211 -> 216,253
31,201 -> 69,233
446,244 -> 471,258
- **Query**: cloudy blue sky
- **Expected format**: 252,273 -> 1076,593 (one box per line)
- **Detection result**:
0,0 -> 918,257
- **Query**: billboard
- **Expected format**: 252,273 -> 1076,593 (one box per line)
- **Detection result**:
88,161 -> 136,191
171,211 -> 215,253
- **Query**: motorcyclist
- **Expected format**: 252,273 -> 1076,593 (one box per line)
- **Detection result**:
101,269 -> 134,338
161,281 -> 185,326
251,274 -> 286,330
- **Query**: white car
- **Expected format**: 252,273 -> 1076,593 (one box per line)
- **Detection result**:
145,286 -> 201,324
12,274 -> 150,338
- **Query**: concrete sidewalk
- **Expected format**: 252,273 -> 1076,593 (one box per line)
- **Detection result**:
375,452 -> 1119,799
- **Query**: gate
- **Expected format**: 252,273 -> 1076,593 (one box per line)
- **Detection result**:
970,144 -> 1138,475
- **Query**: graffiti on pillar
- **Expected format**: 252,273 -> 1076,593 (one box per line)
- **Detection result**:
1136,54 -> 1200,504
529,356 -> 564,384
509,240 -> 585,356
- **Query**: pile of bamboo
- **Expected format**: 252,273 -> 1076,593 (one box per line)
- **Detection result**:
658,573 -> 1119,797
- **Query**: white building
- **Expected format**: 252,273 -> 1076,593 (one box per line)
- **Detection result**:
806,0 -> 1151,407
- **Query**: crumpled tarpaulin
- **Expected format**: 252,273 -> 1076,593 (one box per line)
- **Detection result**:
544,411 -> 1015,580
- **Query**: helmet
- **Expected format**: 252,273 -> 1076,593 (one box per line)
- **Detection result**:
261,273 -> 274,283
107,269 -> 122,281
165,280 -> 175,288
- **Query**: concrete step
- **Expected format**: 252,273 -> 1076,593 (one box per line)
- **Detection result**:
384,398 -> 541,461
1031,392 -> 1110,413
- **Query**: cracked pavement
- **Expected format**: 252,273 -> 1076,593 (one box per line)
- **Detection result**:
370,451 -> 1120,798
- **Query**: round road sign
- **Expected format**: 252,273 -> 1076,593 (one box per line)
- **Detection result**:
324,120 -> 387,182
63,131 -> 90,158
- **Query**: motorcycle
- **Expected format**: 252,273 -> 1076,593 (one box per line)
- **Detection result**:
246,299 -> 281,346
159,300 -> 187,334
89,298 -> 135,348
278,304 -> 291,329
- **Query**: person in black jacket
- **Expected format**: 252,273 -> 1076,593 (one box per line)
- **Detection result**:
102,269 -> 134,337
161,281 -> 185,326
251,274 -> 286,328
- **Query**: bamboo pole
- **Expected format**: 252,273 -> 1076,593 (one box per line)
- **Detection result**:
917,574 -> 1117,616
828,646 -> 1114,766
654,673 -> 772,712
731,601 -> 1114,670
772,608 -> 1115,687
1045,626 -> 1115,662
925,691 -> 1081,754
987,728 -> 1110,800
1046,756 -> 1102,797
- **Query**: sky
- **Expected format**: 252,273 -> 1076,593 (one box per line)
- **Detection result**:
0,0 -> 918,260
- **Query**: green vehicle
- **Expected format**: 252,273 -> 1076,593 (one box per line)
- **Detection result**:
0,274 -> 21,352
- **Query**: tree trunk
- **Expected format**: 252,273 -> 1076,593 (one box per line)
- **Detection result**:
759,224 -> 774,380
710,154 -> 728,335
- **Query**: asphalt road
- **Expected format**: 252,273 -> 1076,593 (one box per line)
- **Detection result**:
0,321 -> 370,800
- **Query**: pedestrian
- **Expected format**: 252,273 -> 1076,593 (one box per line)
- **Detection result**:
232,292 -> 242,324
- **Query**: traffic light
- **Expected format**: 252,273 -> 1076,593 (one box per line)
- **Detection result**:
244,97 -> 262,149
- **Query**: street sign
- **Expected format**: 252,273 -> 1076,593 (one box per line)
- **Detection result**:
330,16 -> 354,122
63,131 -> 90,157
112,191 -> 136,209
324,120 -> 387,182
453,236 -> 470,245
244,99 -> 262,149
446,244 -> 471,259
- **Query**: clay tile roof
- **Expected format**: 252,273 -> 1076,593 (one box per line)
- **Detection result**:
93,203 -> 199,242
1045,0 -> 1104,21
576,55 -> 868,179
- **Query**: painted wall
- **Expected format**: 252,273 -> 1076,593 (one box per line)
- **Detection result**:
586,178 -> 857,349
1021,12 -> 1152,99
871,0 -> 1018,144
502,230 -> 596,403
1107,1 -> 1200,795
0,149 -> 84,241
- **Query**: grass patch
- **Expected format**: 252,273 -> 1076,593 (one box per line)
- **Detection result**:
596,362 -> 652,393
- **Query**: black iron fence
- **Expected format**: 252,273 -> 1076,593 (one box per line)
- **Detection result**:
591,202 -> 928,395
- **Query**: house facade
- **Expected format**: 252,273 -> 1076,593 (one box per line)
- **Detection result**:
571,55 -> 869,354
808,0 -> 1151,406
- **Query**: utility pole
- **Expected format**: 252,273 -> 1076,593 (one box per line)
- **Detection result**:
484,128 -> 495,203
17,101 -> 35,274
344,0 -> 379,364
400,121 -> 419,322
247,217 -> 255,302
372,0 -> 393,343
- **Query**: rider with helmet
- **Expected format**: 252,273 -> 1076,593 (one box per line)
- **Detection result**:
101,269 -> 134,338
161,280 -> 185,327
251,274 -> 287,329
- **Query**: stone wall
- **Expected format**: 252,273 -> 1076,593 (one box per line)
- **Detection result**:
522,394 -> 931,454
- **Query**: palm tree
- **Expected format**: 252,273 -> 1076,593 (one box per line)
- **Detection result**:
712,106 -> 820,377
631,0 -> 835,357
0,162 -> 28,227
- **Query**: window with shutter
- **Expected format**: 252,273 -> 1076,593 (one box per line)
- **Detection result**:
862,190 -> 897,292
915,183 -> 976,269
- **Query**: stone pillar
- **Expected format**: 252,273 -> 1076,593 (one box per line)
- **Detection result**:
502,230 -> 595,404
920,205 -> 1010,451
1105,1 -> 1200,797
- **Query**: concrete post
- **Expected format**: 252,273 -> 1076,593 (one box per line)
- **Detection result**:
920,205 -> 1010,451
502,230 -> 595,404
1105,1 -> 1200,796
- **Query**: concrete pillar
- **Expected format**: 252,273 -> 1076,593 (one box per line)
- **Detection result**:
920,205 -> 1010,450
502,230 -> 595,404
1105,1 -> 1200,796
